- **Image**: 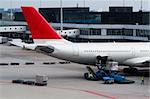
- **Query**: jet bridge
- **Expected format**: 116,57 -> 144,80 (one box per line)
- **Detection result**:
0,26 -> 26,32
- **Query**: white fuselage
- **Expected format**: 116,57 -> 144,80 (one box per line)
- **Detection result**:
46,40 -> 150,66
21,7 -> 150,67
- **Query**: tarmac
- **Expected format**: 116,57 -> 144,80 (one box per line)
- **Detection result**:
0,44 -> 149,99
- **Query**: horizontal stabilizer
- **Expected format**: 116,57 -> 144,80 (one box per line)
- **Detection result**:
9,39 -> 24,48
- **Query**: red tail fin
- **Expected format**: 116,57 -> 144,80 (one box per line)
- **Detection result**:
21,6 -> 62,39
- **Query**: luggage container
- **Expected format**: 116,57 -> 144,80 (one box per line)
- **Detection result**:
105,61 -> 119,71
35,75 -> 48,86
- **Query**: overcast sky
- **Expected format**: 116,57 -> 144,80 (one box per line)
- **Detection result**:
0,0 -> 149,11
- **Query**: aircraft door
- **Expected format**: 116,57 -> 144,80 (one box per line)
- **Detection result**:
73,45 -> 79,56
132,47 -> 139,57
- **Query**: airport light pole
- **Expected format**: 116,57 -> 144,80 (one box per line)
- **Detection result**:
123,0 -> 125,6
60,0 -> 63,32
20,0 -> 22,7
84,0 -> 85,7
39,0 -> 42,8
140,0 -> 143,11
10,0 -> 13,20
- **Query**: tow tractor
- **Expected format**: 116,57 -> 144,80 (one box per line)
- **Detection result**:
84,61 -> 135,84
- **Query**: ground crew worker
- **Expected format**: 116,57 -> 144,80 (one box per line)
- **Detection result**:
141,76 -> 144,85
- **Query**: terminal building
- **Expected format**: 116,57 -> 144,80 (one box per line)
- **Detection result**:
0,6 -> 150,42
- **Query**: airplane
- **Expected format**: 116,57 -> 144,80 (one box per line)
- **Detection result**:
11,6 -> 150,72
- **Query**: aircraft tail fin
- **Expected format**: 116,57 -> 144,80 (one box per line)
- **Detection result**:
21,7 -> 62,42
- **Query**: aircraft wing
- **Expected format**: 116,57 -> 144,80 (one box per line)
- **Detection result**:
124,57 -> 150,66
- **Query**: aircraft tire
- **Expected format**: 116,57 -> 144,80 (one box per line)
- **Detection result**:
123,68 -> 138,74
84,73 -> 90,80
130,68 -> 138,74
123,68 -> 130,73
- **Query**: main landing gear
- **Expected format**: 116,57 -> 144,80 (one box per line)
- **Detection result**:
123,67 -> 138,74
